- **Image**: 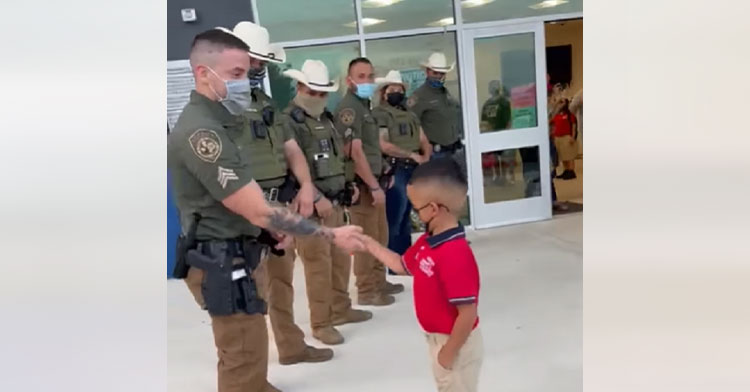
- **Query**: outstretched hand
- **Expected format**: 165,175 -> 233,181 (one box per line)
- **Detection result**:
331,225 -> 365,253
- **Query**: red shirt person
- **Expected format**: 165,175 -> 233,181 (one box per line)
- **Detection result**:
551,98 -> 579,179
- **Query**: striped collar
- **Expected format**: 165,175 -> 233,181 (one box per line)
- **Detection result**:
426,225 -> 465,248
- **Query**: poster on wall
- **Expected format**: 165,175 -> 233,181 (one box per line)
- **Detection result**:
510,83 -> 537,129
400,68 -> 426,97
167,60 -> 195,132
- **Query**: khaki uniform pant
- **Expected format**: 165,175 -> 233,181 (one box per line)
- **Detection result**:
185,263 -> 271,392
351,185 -> 388,296
426,328 -> 484,392
294,205 -> 353,330
254,247 -> 308,359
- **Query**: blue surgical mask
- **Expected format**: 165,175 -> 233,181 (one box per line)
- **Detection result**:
427,77 -> 444,89
354,82 -> 376,99
207,67 -> 252,115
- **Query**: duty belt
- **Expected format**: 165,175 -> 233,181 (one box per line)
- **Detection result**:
262,187 -> 280,203
386,156 -> 418,168
432,140 -> 463,153
196,236 -> 266,260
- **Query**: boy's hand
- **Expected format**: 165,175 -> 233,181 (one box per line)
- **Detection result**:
437,346 -> 456,370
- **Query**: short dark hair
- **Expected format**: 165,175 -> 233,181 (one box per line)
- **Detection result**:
348,57 -> 372,74
190,29 -> 249,53
409,157 -> 467,190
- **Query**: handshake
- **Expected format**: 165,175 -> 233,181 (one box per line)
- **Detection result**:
330,225 -> 374,254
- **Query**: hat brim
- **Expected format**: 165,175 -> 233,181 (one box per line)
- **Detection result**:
375,78 -> 407,91
249,44 -> 286,64
283,69 -> 339,92
420,61 -> 455,73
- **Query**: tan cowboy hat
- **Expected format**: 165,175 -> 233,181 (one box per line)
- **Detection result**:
375,70 -> 408,91
421,52 -> 455,73
218,21 -> 286,64
282,60 -> 339,92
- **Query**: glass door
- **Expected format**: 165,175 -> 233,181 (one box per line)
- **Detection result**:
462,22 -> 551,229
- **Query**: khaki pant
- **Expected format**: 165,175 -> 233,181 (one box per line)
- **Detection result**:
351,185 -> 388,296
295,206 -> 353,329
426,328 -> 484,392
257,247 -> 308,359
185,264 -> 272,392
554,135 -> 578,162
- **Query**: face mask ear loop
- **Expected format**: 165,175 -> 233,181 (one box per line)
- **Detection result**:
206,66 -> 228,101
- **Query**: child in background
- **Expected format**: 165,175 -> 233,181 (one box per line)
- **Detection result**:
359,158 -> 483,392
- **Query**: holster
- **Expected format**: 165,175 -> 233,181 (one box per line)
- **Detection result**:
327,182 -> 358,207
172,213 -> 201,279
186,238 -> 268,317
257,229 -> 285,257
277,174 -> 299,204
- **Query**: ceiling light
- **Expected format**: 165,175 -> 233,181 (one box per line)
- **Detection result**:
344,18 -> 386,28
461,0 -> 495,8
427,17 -> 455,27
362,0 -> 403,8
529,0 -> 569,10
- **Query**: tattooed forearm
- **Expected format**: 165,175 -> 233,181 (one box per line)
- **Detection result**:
267,207 -> 335,240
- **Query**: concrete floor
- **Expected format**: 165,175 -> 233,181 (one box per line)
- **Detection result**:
168,214 -> 582,392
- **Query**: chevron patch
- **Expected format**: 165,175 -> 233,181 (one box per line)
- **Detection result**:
217,166 -> 239,189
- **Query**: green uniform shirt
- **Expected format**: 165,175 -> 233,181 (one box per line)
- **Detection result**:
480,95 -> 511,132
407,82 -> 463,146
334,91 -> 383,177
167,91 -> 261,240
372,103 -> 421,155
280,102 -> 346,196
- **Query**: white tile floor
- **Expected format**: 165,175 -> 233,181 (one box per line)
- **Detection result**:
168,214 -> 582,392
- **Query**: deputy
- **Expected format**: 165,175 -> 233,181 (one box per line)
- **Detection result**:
335,57 -> 403,306
407,52 -> 464,169
168,29 -> 363,392
222,21 -> 334,365
372,70 -> 431,255
280,59 -> 373,345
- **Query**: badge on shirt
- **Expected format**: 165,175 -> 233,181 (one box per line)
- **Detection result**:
339,108 -> 356,126
189,129 -> 222,163
407,96 -> 417,108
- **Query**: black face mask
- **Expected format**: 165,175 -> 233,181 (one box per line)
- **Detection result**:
386,92 -> 405,107
414,202 -> 450,234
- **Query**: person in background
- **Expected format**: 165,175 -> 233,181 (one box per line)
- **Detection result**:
551,98 -> 578,180
335,57 -> 402,306
373,69 -> 432,257
408,53 -> 465,174
569,89 -> 582,155
480,80 -> 515,184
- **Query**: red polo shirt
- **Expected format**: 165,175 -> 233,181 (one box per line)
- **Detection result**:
401,225 -> 480,334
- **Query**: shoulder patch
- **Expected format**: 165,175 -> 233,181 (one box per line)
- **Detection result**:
339,108 -> 356,126
188,129 -> 222,163
407,96 -> 418,108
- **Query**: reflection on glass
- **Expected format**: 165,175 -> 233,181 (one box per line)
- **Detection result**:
482,146 -> 541,204
268,42 -> 361,111
366,33 -> 460,101
474,33 -> 537,133
361,0 -> 454,33
462,0 -> 582,24
256,0 -> 357,42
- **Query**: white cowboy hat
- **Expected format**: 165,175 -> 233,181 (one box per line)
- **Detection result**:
282,60 -> 339,92
218,21 -> 286,64
375,70 -> 407,91
421,52 -> 455,73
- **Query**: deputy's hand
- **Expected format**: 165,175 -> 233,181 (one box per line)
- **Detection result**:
272,232 -> 294,250
314,196 -> 333,219
410,152 -> 427,164
293,182 -> 315,218
437,346 -> 456,370
371,188 -> 385,206
332,225 -> 365,252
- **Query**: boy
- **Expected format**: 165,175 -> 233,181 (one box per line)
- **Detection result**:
359,158 -> 483,392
